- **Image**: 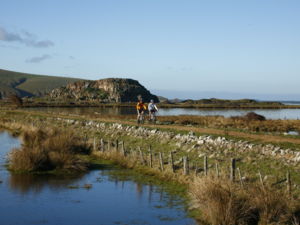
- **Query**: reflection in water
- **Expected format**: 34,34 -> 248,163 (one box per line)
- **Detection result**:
25,106 -> 136,116
103,169 -> 186,212
9,173 -> 84,195
148,184 -> 153,203
136,182 -> 143,200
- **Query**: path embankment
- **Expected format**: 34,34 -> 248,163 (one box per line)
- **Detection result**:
1,109 -> 300,182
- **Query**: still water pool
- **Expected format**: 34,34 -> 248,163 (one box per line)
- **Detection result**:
0,132 -> 195,225
25,107 -> 300,120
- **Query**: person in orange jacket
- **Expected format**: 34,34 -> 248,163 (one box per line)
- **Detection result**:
136,99 -> 147,124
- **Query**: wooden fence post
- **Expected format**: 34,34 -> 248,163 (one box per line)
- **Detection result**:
215,163 -> 219,178
169,151 -> 175,173
115,140 -> 119,152
100,139 -> 104,152
108,140 -> 111,152
237,168 -> 244,187
93,137 -> 97,151
138,147 -> 145,165
287,171 -> 292,195
230,158 -> 236,182
159,152 -> 164,171
149,146 -> 153,168
194,163 -> 199,175
121,141 -> 126,156
204,156 -> 208,176
183,156 -> 189,175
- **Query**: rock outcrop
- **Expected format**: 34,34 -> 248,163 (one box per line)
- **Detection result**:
49,78 -> 159,103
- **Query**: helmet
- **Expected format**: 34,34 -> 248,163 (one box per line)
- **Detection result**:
150,99 -> 154,103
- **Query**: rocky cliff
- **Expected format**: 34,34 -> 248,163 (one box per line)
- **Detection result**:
49,78 -> 159,103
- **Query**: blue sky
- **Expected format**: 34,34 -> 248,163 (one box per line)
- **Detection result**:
0,0 -> 299,100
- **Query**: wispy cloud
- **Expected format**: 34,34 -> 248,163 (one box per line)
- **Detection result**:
0,27 -> 54,48
0,44 -> 19,50
26,54 -> 52,63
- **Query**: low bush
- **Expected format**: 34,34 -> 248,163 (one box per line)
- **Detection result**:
9,129 -> 89,172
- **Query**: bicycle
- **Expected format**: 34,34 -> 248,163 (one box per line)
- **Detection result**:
137,110 -> 145,124
149,110 -> 157,124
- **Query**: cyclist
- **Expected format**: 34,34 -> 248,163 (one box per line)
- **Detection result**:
136,99 -> 147,124
148,99 -> 158,122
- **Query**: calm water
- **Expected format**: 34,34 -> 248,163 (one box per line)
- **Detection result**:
0,132 -> 195,225
25,107 -> 300,120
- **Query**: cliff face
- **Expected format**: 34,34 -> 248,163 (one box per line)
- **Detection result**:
49,78 -> 159,103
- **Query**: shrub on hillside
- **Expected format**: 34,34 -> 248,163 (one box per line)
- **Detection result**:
8,94 -> 23,107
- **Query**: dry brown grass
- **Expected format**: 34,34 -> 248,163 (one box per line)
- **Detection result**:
190,176 -> 300,225
158,115 -> 300,133
249,185 -> 300,225
9,129 -> 89,172
190,176 -> 256,225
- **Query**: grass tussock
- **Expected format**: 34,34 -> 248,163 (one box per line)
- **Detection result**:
190,176 -> 300,225
9,128 -> 90,173
190,176 -> 256,225
249,185 -> 300,225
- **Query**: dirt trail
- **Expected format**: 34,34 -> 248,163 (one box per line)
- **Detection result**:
88,117 -> 300,145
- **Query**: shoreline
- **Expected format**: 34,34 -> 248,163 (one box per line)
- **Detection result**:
18,104 -> 300,109
3,99 -> 300,109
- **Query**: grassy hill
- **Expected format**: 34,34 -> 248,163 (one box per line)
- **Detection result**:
0,69 -> 83,98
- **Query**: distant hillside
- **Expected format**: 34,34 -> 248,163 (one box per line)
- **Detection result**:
49,78 -> 159,103
0,69 -> 83,98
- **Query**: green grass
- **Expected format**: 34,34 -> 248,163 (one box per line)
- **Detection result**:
0,68 -> 83,97
2,109 -> 300,185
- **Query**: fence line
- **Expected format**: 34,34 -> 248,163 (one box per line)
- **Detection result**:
91,137 -> 293,192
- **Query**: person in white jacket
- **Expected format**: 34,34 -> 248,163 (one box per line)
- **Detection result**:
148,99 -> 158,122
